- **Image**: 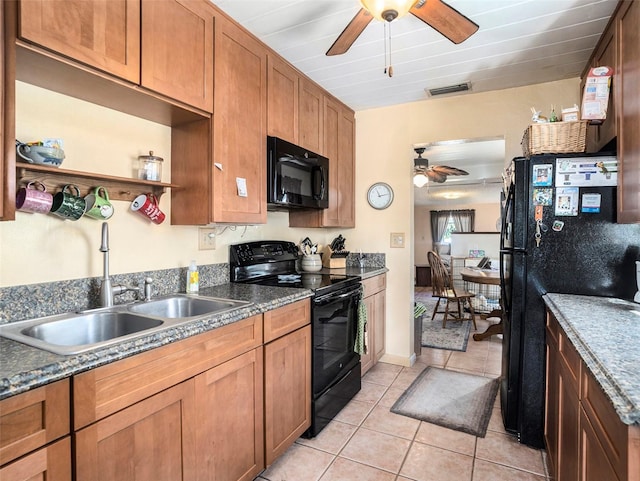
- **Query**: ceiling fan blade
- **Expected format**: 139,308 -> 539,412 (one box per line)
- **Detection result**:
326,8 -> 373,56
432,165 -> 469,176
410,0 -> 479,44
427,170 -> 447,183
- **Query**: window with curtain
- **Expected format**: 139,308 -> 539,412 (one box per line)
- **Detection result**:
430,209 -> 475,249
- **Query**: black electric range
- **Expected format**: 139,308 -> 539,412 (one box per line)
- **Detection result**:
229,240 -> 363,437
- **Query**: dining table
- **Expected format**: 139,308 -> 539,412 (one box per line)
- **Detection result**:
460,267 -> 503,341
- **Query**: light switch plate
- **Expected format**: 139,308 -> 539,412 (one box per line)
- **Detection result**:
198,227 -> 216,250
390,232 -> 405,248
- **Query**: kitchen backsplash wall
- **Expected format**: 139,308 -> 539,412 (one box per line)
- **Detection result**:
0,253 -> 384,324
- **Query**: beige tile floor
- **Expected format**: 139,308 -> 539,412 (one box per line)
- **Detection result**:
255,293 -> 550,481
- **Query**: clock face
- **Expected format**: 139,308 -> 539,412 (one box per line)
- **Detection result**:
367,183 -> 394,209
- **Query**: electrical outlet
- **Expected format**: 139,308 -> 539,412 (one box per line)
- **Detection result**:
198,227 -> 216,250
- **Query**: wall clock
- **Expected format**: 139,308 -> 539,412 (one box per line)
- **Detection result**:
367,182 -> 394,210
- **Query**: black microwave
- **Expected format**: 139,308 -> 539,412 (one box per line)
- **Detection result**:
267,136 -> 329,210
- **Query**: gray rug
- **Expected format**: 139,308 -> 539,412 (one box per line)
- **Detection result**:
415,292 -> 471,352
391,366 -> 499,437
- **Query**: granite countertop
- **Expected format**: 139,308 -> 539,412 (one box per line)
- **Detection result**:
0,283 -> 313,400
543,293 -> 640,425
322,266 -> 388,279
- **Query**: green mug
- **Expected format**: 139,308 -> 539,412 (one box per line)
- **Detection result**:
84,186 -> 114,220
50,184 -> 86,221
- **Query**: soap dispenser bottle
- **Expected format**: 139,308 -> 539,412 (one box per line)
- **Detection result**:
187,260 -> 199,294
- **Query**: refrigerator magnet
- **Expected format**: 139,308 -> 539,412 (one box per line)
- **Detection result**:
533,188 -> 553,206
581,193 -> 602,213
532,164 -> 553,186
555,187 -> 579,216
552,220 -> 565,232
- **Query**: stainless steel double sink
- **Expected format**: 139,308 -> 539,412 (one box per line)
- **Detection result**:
0,294 -> 252,355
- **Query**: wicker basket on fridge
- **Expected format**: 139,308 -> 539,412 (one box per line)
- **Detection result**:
521,120 -> 588,157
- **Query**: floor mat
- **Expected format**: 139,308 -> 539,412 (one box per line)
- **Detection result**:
391,366 -> 499,437
415,293 -> 471,352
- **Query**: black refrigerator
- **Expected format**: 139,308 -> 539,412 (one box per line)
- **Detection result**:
499,153 -> 640,448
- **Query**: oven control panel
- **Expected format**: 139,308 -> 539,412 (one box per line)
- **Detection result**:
230,241 -> 299,267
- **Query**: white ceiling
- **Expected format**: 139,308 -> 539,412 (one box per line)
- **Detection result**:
211,0 -> 615,207
211,0 -> 617,111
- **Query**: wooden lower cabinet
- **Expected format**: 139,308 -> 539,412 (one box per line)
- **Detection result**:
0,436 -> 71,481
75,380 -> 197,481
545,309 -> 640,481
264,324 -> 312,466
360,274 -> 386,375
195,348 -> 264,481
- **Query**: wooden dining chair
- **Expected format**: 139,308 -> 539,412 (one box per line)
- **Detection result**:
427,251 -> 477,330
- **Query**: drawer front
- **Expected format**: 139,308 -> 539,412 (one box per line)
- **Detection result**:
0,379 -> 70,465
263,299 -> 310,343
581,366 -> 628,481
74,315 -> 262,429
0,436 -> 71,481
362,274 -> 386,298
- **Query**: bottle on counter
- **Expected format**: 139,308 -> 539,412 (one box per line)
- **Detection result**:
187,260 -> 199,293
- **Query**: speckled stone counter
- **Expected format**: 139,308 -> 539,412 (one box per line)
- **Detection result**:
315,266 -> 388,279
0,283 -> 312,400
543,293 -> 640,425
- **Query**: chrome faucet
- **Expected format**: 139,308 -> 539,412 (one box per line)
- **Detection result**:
99,222 -> 153,307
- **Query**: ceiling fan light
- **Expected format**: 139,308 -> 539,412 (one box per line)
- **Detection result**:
360,0 -> 415,22
413,173 -> 428,188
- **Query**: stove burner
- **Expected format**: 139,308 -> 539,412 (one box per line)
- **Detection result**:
277,274 -> 301,283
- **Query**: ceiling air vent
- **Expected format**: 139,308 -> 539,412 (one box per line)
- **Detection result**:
426,82 -> 471,97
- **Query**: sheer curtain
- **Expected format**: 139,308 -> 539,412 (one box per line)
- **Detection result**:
451,209 -> 475,233
430,209 -> 476,250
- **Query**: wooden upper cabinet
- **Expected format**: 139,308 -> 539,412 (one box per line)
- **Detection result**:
17,0 -> 140,83
141,0 -> 213,112
212,14 -> 267,224
338,106 -> 355,227
584,22 -> 617,153
288,96 -> 356,228
616,0 -> 639,223
299,78 -> 324,154
267,54 -> 299,144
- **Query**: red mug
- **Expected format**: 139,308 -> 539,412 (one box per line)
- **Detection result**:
16,181 -> 53,214
131,193 -> 165,224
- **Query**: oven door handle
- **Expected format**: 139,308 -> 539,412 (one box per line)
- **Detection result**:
314,286 -> 363,305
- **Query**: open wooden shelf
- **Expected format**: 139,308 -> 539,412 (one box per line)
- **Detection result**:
16,163 -> 179,202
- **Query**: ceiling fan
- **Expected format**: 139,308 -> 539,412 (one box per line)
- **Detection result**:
413,147 -> 469,186
326,0 -> 479,56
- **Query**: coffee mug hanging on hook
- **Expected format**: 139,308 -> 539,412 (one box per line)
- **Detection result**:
131,193 -> 165,224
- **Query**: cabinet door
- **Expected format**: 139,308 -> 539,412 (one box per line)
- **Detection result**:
320,96 -> 341,226
337,107 -> 356,227
299,78 -> 324,153
0,437 -> 71,481
373,290 -> 386,362
580,409 -> 620,481
264,325 -> 312,466
544,331 -> 559,480
360,294 -> 375,375
213,14 -> 267,224
267,54 -> 298,143
75,380 -> 196,481
18,0 -> 140,83
557,361 -> 580,481
616,0 -> 640,223
195,348 -> 264,481
141,0 -> 213,112
585,24 -> 616,153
